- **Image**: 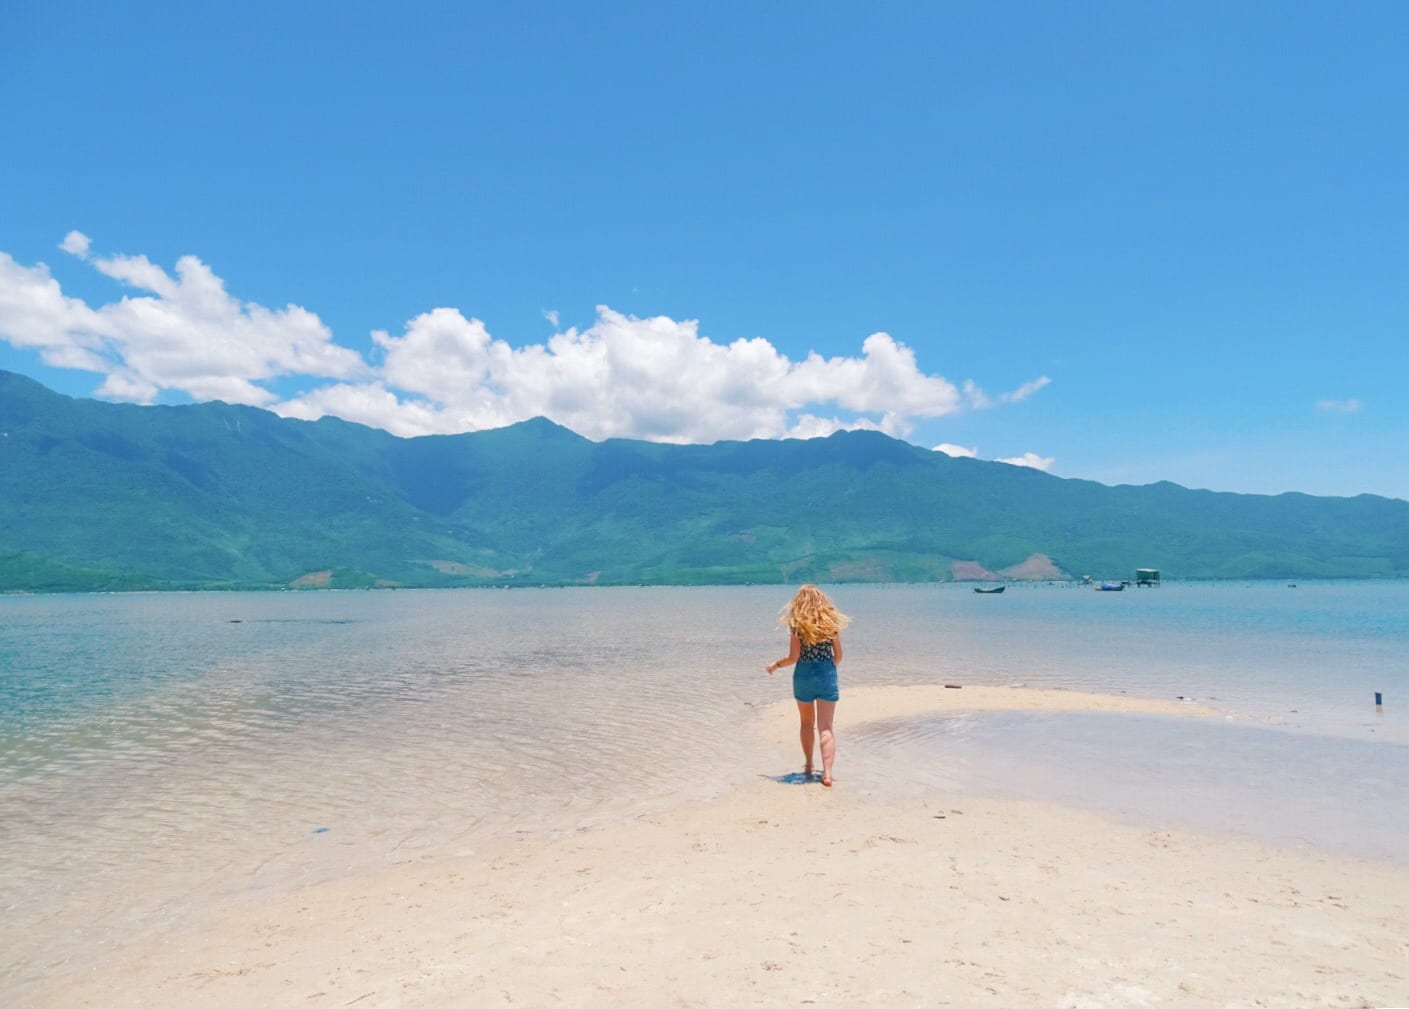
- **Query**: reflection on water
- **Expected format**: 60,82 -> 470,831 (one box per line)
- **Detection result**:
1,582 -> 1406,995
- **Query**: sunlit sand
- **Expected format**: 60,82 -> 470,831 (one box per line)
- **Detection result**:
26,685 -> 1406,1009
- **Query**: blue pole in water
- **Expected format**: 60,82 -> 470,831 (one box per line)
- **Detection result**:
1375,692 -> 1383,707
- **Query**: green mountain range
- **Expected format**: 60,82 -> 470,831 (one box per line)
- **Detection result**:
2,369 -> 1406,591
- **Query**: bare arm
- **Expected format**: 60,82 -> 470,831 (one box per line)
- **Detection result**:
832,635 -> 843,665
765,634 -> 802,674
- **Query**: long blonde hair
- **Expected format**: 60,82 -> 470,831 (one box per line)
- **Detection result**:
779,584 -> 850,645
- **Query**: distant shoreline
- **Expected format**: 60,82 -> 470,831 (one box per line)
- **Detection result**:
4,574 -> 1405,596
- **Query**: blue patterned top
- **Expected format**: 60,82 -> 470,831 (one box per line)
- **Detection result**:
794,632 -> 835,664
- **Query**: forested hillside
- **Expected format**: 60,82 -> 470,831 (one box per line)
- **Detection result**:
3,370 -> 1406,590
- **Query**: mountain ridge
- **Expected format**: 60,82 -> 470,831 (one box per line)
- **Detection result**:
2,369 -> 1406,590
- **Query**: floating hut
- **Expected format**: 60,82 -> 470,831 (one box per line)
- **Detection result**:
1136,568 -> 1161,587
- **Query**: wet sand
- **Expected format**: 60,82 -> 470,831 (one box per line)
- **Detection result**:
760,682 -> 1219,741
25,686 -> 1408,1008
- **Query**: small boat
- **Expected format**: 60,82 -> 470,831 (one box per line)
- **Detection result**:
973,585 -> 1006,594
1097,581 -> 1125,591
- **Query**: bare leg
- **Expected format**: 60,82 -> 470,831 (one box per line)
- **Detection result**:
815,699 -> 837,785
796,701 -> 816,776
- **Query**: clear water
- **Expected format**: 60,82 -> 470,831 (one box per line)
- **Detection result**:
1,581 -> 1406,995
847,711 -> 1409,862
848,580 -> 1408,740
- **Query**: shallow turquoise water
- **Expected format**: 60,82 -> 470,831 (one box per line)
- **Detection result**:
4,581 -> 1405,739
0,582 -> 1405,994
848,580 -> 1409,738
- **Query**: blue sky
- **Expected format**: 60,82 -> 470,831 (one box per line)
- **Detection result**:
2,1 -> 1406,498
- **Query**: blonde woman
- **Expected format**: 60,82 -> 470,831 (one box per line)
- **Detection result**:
765,584 -> 849,787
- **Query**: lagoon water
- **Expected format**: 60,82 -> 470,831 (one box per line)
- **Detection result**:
2,581 -> 1407,993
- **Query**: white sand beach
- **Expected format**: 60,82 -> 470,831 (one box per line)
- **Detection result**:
25,686 -> 1408,1009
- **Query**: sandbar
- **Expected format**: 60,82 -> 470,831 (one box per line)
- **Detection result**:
24,686 -> 1407,1008
760,682 -> 1217,746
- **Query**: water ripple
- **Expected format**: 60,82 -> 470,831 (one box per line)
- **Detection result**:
2,582 -> 1407,997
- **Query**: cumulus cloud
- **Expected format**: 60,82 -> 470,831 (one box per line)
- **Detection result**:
0,253 -> 116,373
0,236 -> 366,406
59,230 -> 91,258
996,452 -> 1055,472
785,414 -> 888,440
279,306 -> 985,442
1,234 -> 1053,444
274,381 -> 449,434
936,442 -> 1052,470
1316,398 -> 1362,414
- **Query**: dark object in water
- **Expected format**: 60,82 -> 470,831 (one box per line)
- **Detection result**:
944,683 -> 963,689
973,585 -> 1006,594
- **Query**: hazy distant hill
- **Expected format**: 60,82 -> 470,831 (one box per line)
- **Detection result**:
2,369 -> 1406,590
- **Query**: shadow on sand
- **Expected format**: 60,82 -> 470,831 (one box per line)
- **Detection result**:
768,770 -> 820,785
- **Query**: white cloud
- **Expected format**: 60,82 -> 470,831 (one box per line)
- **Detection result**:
274,381 -> 450,436
0,253 -> 113,369
964,374 -> 1052,408
0,238 -> 366,406
1001,375 -> 1051,402
60,230 -> 91,258
934,443 -> 978,458
94,371 -> 159,402
1316,398 -> 1362,414
996,452 -> 1055,471
787,333 -> 962,419
785,414 -> 888,440
543,309 -> 559,328
1,234 -> 1051,444
298,307 -> 976,443
962,379 -> 990,409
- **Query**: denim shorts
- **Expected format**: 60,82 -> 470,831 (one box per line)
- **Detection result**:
793,659 -> 839,703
